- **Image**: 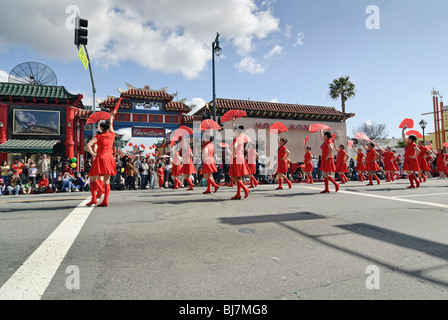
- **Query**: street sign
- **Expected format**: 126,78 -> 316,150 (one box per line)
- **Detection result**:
132,127 -> 166,138
78,46 -> 89,69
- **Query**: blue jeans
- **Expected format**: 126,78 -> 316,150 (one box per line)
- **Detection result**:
150,174 -> 155,189
7,185 -> 20,195
62,180 -> 73,192
141,175 -> 148,189
0,185 -> 5,195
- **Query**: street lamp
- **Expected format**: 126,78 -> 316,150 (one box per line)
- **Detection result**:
419,119 -> 427,144
212,32 -> 222,122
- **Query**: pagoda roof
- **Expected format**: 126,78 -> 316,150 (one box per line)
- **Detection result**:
199,98 -> 355,121
0,82 -> 84,108
118,83 -> 176,102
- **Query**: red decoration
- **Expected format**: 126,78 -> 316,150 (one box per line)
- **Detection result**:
309,123 -> 331,133
399,118 -> 414,129
129,143 -> 133,147
86,111 -> 111,124
269,122 -> 288,134
405,130 -> 423,138
221,109 -> 247,123
200,119 -> 221,131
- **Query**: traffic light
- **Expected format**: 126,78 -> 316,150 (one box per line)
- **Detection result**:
74,16 -> 88,47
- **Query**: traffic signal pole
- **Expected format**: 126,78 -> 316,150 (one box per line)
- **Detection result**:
82,45 -> 96,137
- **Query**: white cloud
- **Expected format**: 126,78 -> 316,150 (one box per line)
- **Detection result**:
270,98 -> 279,103
365,120 -> 373,127
235,56 -> 265,74
293,31 -> 305,47
0,0 -> 279,80
186,97 -> 206,115
284,24 -> 292,39
0,70 -> 8,82
264,45 -> 283,59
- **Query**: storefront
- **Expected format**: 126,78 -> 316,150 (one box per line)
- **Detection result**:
0,82 -> 88,169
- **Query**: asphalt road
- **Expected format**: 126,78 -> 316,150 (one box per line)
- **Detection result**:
1,178 -> 448,300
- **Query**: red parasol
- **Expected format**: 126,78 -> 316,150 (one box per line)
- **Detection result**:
309,123 -> 331,133
221,109 -> 247,123
399,118 -> 414,129
86,111 -> 111,124
200,119 -> 221,131
269,122 -> 288,134
405,130 -> 423,138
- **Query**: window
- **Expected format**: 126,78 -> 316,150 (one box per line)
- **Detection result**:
149,115 -> 163,123
165,115 -> 179,124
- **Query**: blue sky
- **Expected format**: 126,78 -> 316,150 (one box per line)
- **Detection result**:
1,0 -> 447,144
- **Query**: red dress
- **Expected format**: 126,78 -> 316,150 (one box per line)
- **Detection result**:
356,152 -> 366,171
89,131 -> 117,176
171,147 -> 182,176
158,167 -> 165,185
417,147 -> 430,172
402,142 -> 420,171
335,150 -> 348,173
179,148 -> 197,175
320,140 -> 336,172
383,151 -> 395,171
436,154 -> 447,172
365,149 -> 380,171
304,151 -> 313,172
229,135 -> 250,177
201,143 -> 217,174
276,145 -> 289,174
247,148 -> 257,175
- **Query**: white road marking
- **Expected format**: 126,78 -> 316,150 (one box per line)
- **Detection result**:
0,198 -> 92,300
297,186 -> 448,209
394,192 -> 448,198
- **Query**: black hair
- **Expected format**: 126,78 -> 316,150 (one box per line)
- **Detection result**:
408,135 -> 417,142
280,137 -> 288,144
233,125 -> 244,133
306,147 -> 311,151
368,142 -> 375,148
99,120 -> 110,132
323,131 -> 332,139
339,144 -> 345,150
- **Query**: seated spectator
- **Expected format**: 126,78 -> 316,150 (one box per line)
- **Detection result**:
62,162 -> 72,175
50,165 -> 58,190
27,162 -> 38,187
0,178 -> 5,196
83,174 -> 90,191
73,172 -> 85,191
54,173 -> 64,193
7,172 -> 22,195
35,174 -> 50,194
62,172 -> 75,192
23,179 -> 33,195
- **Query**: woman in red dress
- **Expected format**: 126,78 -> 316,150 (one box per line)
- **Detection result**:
170,139 -> 183,189
320,131 -> 339,193
228,125 -> 250,199
363,141 -> 381,186
356,148 -> 366,182
179,141 -> 197,191
335,144 -> 349,184
431,148 -> 447,179
275,137 -> 292,190
417,141 -> 430,183
382,146 -> 397,182
401,127 -> 421,189
303,145 -> 314,184
201,136 -> 219,194
85,114 -> 117,207
392,150 -> 401,180
247,142 -> 259,188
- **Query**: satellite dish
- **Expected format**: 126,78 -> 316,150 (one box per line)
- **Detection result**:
8,62 -> 58,86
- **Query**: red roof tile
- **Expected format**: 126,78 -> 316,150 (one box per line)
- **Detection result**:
165,101 -> 191,113
121,88 -> 174,101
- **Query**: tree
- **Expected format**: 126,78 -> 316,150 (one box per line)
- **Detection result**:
329,76 -> 356,114
352,122 -> 389,144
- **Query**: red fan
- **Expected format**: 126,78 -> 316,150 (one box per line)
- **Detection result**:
348,140 -> 354,149
443,142 -> 448,148
113,97 -> 123,114
355,132 -> 372,142
200,119 -> 221,131
176,126 -> 194,136
406,130 -> 423,138
219,143 -> 230,148
221,109 -> 247,123
331,133 -> 337,141
269,122 -> 288,134
309,123 -> 331,133
399,118 -> 414,129
86,111 -> 111,124
303,135 -> 310,146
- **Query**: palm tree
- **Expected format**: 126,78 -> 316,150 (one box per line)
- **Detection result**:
329,76 -> 356,114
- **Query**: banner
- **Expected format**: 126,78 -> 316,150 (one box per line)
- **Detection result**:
132,127 -> 165,138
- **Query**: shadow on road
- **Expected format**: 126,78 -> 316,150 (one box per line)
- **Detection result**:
219,211 -> 325,225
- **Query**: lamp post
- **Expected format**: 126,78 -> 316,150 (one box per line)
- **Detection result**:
212,32 -> 222,122
419,119 -> 427,144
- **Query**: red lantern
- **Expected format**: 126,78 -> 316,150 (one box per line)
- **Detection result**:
129,143 -> 133,147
